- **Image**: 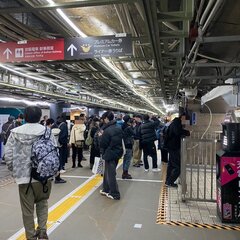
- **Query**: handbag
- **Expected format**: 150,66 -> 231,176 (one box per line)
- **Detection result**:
92,157 -> 104,175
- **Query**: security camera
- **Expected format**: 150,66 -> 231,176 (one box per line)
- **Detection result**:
180,88 -> 197,100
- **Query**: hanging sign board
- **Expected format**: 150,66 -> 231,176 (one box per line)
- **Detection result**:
0,34 -> 132,63
0,39 -> 64,63
64,34 -> 132,59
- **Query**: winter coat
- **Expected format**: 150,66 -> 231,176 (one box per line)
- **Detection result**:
133,122 -> 141,140
1,121 -> 15,145
122,125 -> 134,149
166,117 -> 190,150
100,120 -> 123,162
140,118 -> 160,144
69,124 -> 86,145
4,123 -> 55,185
58,121 -> 68,145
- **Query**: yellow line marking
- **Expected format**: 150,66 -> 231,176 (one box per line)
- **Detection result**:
15,175 -> 103,240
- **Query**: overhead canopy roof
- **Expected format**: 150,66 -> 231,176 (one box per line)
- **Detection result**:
0,0 -> 239,114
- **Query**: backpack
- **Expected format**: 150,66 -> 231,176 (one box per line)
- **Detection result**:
85,129 -> 93,146
26,127 -> 59,194
160,125 -> 170,149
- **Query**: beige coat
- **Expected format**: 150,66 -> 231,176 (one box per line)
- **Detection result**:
69,124 -> 86,145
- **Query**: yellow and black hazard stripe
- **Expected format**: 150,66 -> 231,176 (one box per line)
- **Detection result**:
156,166 -> 240,231
157,221 -> 240,231
156,180 -> 168,222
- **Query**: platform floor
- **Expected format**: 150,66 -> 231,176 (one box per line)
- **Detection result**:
0,151 -> 240,240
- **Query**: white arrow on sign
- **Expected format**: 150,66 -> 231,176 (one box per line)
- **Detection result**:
3,48 -> 12,59
67,44 -> 77,56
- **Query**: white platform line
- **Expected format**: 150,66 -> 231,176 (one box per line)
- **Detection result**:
63,175 -> 163,183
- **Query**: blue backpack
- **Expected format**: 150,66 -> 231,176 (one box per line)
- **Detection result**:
26,127 -> 59,194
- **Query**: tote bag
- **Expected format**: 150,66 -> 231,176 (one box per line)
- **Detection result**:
92,157 -> 104,175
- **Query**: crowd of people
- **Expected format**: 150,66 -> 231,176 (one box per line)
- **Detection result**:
0,106 -> 190,240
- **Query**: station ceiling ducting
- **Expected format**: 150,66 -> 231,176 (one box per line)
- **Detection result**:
0,0 -> 239,114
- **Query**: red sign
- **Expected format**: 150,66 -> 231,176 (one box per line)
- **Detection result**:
0,39 -> 64,63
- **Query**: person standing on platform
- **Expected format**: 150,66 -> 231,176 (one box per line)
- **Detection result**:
46,118 -> 66,184
99,111 -> 123,200
15,113 -> 24,127
58,115 -> 68,173
4,106 -> 52,240
132,114 -> 143,167
89,117 -> 101,169
1,116 -> 15,146
165,113 -> 190,188
69,115 -> 86,168
122,115 -> 135,179
140,114 -> 161,172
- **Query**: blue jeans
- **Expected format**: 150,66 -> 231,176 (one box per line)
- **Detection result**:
123,148 -> 132,171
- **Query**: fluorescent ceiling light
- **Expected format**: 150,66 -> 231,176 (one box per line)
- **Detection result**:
0,97 -> 50,106
46,0 -> 165,115
0,63 -> 68,91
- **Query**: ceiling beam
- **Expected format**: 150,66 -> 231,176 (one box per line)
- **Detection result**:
186,63 -> 240,68
0,0 -> 137,14
196,35 -> 240,43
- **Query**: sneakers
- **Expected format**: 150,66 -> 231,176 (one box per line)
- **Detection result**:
106,193 -> 120,200
165,183 -> 178,188
100,190 -> 120,200
152,168 -> 161,172
60,169 -> 66,174
100,189 -> 109,196
144,168 -> 149,172
55,178 -> 67,184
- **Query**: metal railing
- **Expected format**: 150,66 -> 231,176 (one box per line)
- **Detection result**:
181,133 -> 221,202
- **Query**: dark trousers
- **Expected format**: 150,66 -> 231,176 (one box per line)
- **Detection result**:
103,159 -> 120,198
72,144 -> 83,165
166,149 -> 181,184
161,148 -> 169,163
89,144 -> 100,165
142,142 -> 158,169
59,144 -> 68,170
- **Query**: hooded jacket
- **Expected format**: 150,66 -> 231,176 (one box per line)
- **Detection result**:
4,123 -> 49,185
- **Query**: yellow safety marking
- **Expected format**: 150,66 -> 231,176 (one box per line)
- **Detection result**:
156,164 -> 240,231
15,175 -> 103,240
13,159 -> 123,239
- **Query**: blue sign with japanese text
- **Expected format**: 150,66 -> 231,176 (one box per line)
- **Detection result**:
64,34 -> 132,59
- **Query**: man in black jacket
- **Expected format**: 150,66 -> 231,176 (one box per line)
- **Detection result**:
165,114 -> 190,187
99,111 -> 123,200
140,114 -> 160,172
122,115 -> 135,179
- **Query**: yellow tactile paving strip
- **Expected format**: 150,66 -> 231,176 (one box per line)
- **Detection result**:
156,164 -> 240,231
15,175 -> 103,240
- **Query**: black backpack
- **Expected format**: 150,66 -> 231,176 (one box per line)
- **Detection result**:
160,125 -> 170,150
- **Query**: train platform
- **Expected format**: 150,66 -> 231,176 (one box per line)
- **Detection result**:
0,152 -> 240,240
